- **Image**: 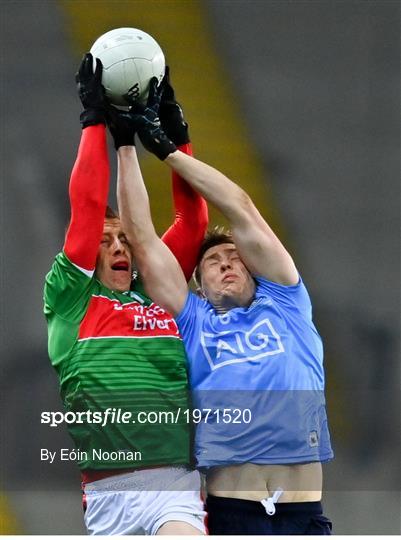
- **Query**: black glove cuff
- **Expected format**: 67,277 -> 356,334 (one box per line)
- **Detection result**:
137,129 -> 177,161
166,122 -> 190,146
114,138 -> 136,150
158,138 -> 177,161
80,108 -> 106,129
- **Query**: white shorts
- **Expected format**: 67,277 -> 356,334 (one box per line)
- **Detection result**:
83,466 -> 206,535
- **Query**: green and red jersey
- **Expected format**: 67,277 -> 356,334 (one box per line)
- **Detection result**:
44,252 -> 190,470
43,125 -> 208,470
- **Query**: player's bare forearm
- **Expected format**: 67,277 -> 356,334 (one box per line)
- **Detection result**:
165,151 -> 298,284
117,146 -> 188,315
117,146 -> 157,246
165,151 -> 247,223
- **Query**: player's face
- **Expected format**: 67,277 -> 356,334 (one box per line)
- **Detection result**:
199,243 -> 255,309
96,218 -> 133,292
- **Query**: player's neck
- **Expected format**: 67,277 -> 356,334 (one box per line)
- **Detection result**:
213,293 -> 254,314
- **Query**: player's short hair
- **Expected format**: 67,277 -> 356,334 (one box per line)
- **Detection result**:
105,206 -> 119,219
65,206 -> 119,237
194,226 -> 234,286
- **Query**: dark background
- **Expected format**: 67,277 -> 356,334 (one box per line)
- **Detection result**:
1,0 -> 400,534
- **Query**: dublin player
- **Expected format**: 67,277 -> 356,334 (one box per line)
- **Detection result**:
115,79 -> 334,534
43,55 -> 207,535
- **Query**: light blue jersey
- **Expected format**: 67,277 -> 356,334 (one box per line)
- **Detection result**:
176,276 -> 333,469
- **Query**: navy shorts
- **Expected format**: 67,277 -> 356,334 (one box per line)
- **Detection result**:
206,495 -> 332,535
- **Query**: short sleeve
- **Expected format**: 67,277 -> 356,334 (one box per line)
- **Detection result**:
44,251 -> 95,323
255,275 -> 313,319
176,290 -> 208,342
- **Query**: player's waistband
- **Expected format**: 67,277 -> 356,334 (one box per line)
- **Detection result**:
206,495 -> 323,516
81,463 -> 174,485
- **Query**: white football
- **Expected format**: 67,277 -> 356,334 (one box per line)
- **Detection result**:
90,27 -> 165,106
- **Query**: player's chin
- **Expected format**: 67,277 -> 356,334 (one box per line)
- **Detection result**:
221,283 -> 239,295
111,275 -> 132,292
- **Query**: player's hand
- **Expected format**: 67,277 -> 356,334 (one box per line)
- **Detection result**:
130,78 -> 177,160
105,104 -> 136,149
75,53 -> 106,128
159,66 -> 190,146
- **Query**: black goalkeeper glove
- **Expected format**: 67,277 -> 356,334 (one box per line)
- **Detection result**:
130,78 -> 177,161
75,53 -> 106,128
105,104 -> 136,149
158,66 -> 190,146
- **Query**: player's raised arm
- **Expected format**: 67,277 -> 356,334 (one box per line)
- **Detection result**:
158,68 -> 208,281
166,153 -> 298,285
64,53 -> 109,271
106,85 -> 188,317
117,146 -> 188,316
132,99 -> 298,286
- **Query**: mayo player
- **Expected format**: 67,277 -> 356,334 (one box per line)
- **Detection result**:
43,55 -> 207,535
115,79 -> 334,535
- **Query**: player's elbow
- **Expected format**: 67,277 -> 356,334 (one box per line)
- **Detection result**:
231,189 -> 255,221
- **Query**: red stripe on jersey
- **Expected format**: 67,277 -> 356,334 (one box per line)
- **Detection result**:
78,296 -> 181,340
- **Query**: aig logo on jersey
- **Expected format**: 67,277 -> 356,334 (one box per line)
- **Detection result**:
200,318 -> 285,371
